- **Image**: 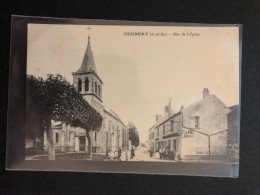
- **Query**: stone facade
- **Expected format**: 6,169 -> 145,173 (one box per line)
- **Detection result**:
152,111 -> 182,155
149,88 -> 233,160
227,106 -> 239,163
181,91 -> 231,158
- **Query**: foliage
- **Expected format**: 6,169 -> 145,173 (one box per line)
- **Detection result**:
26,74 -> 102,131
128,122 -> 140,147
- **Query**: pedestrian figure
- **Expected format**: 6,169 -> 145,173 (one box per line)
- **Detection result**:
163,148 -> 167,160
155,148 -> 160,159
149,147 -> 153,157
159,148 -> 163,160
118,147 -> 122,160
130,146 -> 135,159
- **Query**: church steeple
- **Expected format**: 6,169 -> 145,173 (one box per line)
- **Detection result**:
72,26 -> 103,114
76,30 -> 97,73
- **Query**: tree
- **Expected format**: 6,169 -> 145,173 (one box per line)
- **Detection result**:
128,122 -> 140,147
26,74 -> 102,160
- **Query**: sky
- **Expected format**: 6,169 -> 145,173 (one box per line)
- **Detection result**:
27,24 -> 240,143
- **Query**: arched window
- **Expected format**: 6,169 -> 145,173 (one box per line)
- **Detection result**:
95,82 -> 97,94
55,133 -> 59,143
85,78 -> 89,91
78,79 -> 82,92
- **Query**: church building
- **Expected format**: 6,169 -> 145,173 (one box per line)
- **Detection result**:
43,31 -> 129,154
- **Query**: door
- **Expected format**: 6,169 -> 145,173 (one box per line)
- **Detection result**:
79,136 -> 86,151
173,139 -> 177,152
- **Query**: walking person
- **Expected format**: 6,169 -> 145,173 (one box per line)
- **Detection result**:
149,147 -> 153,157
159,148 -> 163,160
130,146 -> 135,159
155,148 -> 160,159
118,147 -> 122,160
163,148 -> 167,160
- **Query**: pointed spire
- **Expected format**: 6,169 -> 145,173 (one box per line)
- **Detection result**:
76,26 -> 98,73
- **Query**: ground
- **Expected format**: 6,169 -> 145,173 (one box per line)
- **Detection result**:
26,152 -> 106,160
25,147 -> 173,161
25,147 -> 231,163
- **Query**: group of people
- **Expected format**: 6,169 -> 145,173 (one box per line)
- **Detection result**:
106,146 -> 135,161
149,147 -> 176,160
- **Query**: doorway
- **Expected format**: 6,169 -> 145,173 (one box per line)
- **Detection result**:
79,136 -> 86,151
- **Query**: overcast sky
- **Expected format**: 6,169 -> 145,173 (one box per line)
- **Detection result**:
27,24 -> 240,142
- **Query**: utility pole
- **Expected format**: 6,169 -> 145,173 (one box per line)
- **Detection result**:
182,126 -> 228,156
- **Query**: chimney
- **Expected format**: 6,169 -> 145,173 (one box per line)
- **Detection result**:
203,88 -> 209,99
164,106 -> 169,118
156,114 -> 161,123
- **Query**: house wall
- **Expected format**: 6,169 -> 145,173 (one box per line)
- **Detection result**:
181,95 -> 230,156
227,107 -> 239,162
153,114 -> 182,152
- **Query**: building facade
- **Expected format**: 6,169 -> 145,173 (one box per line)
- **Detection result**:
227,106 -> 239,162
149,89 -> 233,160
43,33 -> 129,154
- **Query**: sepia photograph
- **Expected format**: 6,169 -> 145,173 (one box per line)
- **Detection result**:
6,17 -> 241,177
2,0 -> 260,191
25,23 -> 240,164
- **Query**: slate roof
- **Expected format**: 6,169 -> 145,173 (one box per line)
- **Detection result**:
76,36 -> 98,73
155,111 -> 182,128
104,109 -> 126,127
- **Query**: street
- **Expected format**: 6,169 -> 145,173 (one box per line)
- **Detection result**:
127,147 -> 174,162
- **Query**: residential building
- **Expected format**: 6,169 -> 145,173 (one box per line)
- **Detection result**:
149,88 -> 232,160
227,105 -> 240,162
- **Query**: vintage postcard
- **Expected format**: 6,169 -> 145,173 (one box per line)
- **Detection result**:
7,16 -> 241,177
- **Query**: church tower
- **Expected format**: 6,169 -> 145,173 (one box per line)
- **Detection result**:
72,28 -> 104,114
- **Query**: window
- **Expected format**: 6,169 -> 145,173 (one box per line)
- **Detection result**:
78,79 -> 82,92
163,125 -> 165,135
157,128 -> 159,136
95,82 -> 97,93
168,140 -> 171,150
173,140 -> 177,151
95,132 -> 97,141
55,133 -> 59,143
98,85 -> 101,97
69,132 -> 71,141
195,116 -> 200,128
85,78 -> 89,91
171,120 -> 174,132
